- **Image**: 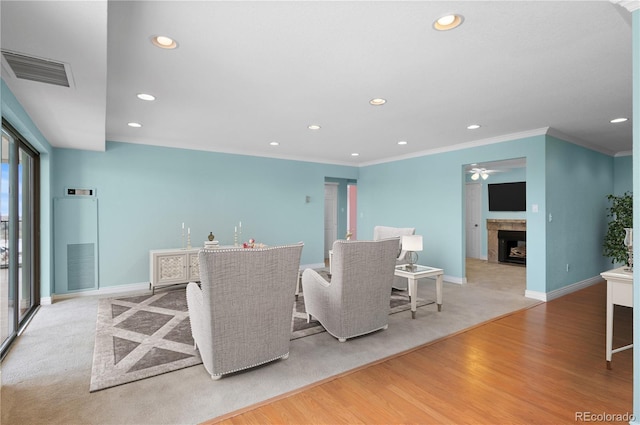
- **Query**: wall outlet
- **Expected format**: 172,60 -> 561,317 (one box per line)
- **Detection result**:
566,263 -> 570,272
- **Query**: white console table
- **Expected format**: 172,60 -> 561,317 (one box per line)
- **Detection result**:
600,266 -> 633,369
149,248 -> 201,294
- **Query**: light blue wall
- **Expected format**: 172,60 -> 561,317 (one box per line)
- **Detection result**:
3,75 -> 632,301
545,135 -> 613,292
358,133 -> 624,295
52,141 -> 357,289
614,154 -> 632,195
358,134 -> 547,292
1,80 -> 54,298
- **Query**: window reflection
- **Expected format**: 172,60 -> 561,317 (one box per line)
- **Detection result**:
1,123 -> 38,359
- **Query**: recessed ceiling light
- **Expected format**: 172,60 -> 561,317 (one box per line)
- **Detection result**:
610,117 -> 628,123
467,124 -> 481,130
369,98 -> 386,106
127,122 -> 142,128
434,14 -> 464,31
137,93 -> 156,101
308,124 -> 321,130
269,141 -> 279,146
398,141 -> 408,145
351,153 -> 360,157
151,35 -> 178,49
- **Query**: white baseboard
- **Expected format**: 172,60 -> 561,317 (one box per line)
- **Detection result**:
525,274 -> 602,302
524,290 -> 547,302
40,263 -> 467,305
42,262 -> 328,304
43,266 -> 328,304
46,281 -> 150,303
444,274 -> 466,284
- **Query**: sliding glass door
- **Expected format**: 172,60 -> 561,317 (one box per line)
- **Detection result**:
1,121 -> 39,360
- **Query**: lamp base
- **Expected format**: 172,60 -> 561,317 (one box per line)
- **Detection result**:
406,251 -> 418,269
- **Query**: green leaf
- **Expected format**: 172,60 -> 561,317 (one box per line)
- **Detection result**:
603,192 -> 633,265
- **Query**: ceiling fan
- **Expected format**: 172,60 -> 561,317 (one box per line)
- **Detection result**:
467,167 -> 502,181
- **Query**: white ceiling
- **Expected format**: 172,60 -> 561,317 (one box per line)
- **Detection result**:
0,1 -> 635,167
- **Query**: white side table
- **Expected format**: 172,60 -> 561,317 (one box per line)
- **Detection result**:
601,266 -> 633,369
394,264 -> 444,319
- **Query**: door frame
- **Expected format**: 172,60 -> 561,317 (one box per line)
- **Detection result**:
324,183 -> 339,258
465,182 -> 482,259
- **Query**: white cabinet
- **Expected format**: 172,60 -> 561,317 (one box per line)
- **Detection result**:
149,248 -> 201,293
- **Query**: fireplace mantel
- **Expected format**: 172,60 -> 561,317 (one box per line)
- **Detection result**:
487,219 -> 526,263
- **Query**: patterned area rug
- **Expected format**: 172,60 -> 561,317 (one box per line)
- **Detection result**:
89,290 -> 199,392
90,273 -> 432,392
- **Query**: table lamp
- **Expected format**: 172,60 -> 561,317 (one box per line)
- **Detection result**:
402,235 -> 423,270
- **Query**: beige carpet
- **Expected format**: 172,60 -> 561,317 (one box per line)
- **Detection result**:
2,259 -> 538,425
90,272 -> 432,391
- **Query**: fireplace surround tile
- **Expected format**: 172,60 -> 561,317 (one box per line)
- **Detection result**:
487,219 -> 526,263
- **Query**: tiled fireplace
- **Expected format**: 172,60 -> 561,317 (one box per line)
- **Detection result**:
487,219 -> 526,264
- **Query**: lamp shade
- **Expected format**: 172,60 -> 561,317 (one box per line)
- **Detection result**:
402,235 -> 423,252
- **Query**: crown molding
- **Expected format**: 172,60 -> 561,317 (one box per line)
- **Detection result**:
615,150 -> 633,157
359,128 -> 550,167
610,0 -> 640,12
545,127 -> 617,156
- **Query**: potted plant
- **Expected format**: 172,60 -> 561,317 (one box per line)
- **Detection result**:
603,192 -> 633,265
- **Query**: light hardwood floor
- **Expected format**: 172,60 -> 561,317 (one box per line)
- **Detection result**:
205,270 -> 633,424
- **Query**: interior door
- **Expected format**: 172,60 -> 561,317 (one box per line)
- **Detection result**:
324,183 -> 338,258
466,182 -> 482,258
347,184 -> 357,239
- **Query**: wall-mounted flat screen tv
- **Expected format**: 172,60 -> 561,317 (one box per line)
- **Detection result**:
488,182 -> 526,212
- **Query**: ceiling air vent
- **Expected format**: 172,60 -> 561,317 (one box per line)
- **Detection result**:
1,50 -> 70,87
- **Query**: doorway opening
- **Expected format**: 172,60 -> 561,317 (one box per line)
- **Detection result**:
463,158 -> 527,294
324,178 -> 357,265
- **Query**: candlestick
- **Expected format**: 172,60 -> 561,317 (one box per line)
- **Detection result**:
181,224 -> 185,249
234,226 -> 238,247
187,231 -> 192,249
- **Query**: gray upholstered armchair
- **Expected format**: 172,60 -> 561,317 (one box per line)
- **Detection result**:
373,225 -> 416,290
301,238 -> 399,342
186,242 -> 303,380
